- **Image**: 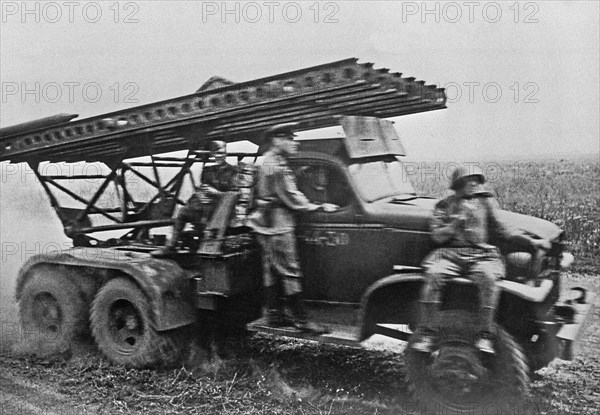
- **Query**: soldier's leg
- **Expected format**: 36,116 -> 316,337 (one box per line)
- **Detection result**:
272,233 -> 302,297
173,206 -> 204,245
470,256 -> 504,330
271,233 -> 328,334
469,253 -> 504,353
255,234 -> 287,326
412,249 -> 462,352
420,249 -> 463,330
151,208 -> 198,257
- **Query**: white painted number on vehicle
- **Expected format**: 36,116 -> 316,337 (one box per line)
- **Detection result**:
302,230 -> 350,246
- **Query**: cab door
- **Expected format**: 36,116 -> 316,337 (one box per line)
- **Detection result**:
290,159 -> 382,303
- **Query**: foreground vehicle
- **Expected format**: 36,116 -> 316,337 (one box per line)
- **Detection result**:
0,59 -> 593,413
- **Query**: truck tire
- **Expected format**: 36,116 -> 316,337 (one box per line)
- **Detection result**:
90,278 -> 189,368
406,310 -> 530,415
18,266 -> 87,355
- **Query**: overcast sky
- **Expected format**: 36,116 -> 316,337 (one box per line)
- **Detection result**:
1,0 -> 598,160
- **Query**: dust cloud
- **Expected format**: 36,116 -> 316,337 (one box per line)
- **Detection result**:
1,164 -> 68,352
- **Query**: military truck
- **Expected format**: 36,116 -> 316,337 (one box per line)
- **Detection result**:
0,59 -> 593,414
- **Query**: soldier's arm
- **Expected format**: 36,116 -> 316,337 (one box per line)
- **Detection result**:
274,166 -> 320,212
198,165 -> 227,196
430,204 -> 460,244
198,183 -> 222,197
219,164 -> 239,192
486,198 -> 549,250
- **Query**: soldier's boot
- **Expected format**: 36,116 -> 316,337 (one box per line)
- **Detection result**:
287,294 -> 330,335
411,301 -> 439,354
476,306 -> 496,355
151,218 -> 184,257
264,285 -> 292,327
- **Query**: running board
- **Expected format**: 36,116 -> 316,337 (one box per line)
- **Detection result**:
246,317 -> 360,346
373,324 -> 413,342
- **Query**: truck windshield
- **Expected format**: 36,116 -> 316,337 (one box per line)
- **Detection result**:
349,159 -> 417,202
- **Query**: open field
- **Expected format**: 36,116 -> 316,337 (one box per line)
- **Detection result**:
1,156 -> 598,414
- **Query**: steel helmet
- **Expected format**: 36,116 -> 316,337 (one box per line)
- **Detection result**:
450,165 -> 485,190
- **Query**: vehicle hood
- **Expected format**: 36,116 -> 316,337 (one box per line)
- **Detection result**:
364,197 -> 563,240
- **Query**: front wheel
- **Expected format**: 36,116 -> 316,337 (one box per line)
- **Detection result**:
90,278 -> 188,368
406,310 -> 530,415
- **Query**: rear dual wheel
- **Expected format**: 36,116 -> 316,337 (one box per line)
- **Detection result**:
90,278 -> 188,368
18,266 -> 87,355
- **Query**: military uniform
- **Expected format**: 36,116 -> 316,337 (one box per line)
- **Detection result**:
421,193 -> 536,333
246,150 -> 319,296
178,161 -> 238,226
152,145 -> 238,257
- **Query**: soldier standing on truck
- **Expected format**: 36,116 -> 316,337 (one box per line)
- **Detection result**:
153,140 -> 237,257
412,165 -> 551,354
247,123 -> 338,333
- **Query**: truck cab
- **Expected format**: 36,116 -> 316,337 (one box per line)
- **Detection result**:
245,117 -> 576,353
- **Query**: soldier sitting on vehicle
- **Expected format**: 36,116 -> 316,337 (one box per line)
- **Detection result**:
412,165 -> 551,354
152,140 -> 237,257
247,123 -> 338,334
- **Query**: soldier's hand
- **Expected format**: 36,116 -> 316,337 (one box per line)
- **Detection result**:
201,184 -> 221,197
450,213 -> 466,227
532,238 -> 552,251
321,203 -> 339,213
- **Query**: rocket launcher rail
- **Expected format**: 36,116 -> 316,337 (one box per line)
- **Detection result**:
0,58 -> 445,164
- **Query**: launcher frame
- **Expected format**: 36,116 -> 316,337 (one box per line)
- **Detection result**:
1,58 -> 446,242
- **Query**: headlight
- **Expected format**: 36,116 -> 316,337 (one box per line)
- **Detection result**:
560,252 -> 574,269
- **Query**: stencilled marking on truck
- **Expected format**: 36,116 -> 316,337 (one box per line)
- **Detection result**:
301,229 -> 350,246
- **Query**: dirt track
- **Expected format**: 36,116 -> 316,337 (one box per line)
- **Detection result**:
0,360 -> 98,415
0,273 -> 598,415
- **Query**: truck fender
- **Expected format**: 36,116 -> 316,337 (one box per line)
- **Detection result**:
357,273 -> 425,341
15,248 -> 196,331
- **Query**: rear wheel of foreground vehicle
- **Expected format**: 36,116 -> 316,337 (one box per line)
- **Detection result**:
18,266 -> 87,355
406,310 -> 530,415
90,278 -> 188,368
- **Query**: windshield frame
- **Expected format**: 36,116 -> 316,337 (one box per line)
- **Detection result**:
348,156 -> 417,203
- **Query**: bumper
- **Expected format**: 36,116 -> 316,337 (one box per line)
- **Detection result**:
556,289 -> 596,360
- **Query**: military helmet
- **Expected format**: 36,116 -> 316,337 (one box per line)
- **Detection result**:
450,165 -> 485,190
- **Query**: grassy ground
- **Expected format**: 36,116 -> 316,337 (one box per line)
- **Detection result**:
2,290 -> 599,415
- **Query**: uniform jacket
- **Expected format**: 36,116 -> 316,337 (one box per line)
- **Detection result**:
187,161 -> 237,209
201,162 -> 238,194
246,150 -> 318,235
431,194 -> 535,251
